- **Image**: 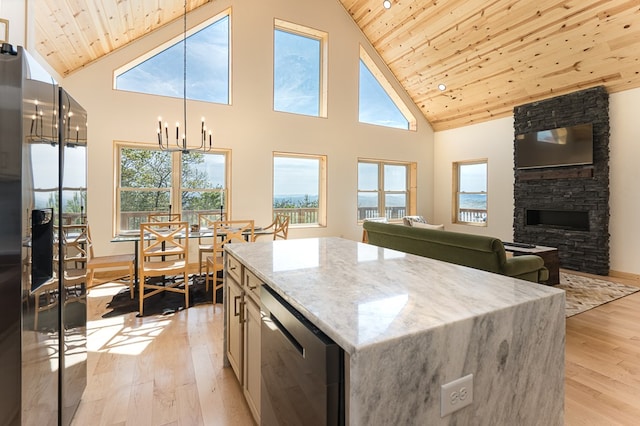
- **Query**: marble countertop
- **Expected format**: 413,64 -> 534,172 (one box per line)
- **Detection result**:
225,237 -> 564,355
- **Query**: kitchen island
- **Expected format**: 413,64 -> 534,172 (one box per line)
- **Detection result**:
224,237 -> 565,425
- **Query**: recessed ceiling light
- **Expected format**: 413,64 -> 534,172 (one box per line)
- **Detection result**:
438,83 -> 447,91
383,0 -> 392,9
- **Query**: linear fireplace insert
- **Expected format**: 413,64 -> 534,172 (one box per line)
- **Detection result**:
526,209 -> 590,231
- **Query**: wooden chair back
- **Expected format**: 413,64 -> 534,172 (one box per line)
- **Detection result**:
147,212 -> 182,223
255,214 -> 289,241
140,221 -> 188,263
213,220 -> 254,252
60,224 -> 88,265
205,220 -> 253,303
198,211 -> 226,229
272,214 -> 290,240
138,221 -> 189,316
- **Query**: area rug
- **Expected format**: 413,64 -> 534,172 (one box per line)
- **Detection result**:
558,272 -> 640,317
103,277 -> 218,318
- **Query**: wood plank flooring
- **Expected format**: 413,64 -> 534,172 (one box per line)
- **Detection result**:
71,283 -> 255,426
565,273 -> 640,426
74,273 -> 640,425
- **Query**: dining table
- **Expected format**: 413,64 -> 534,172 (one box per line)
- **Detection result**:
111,226 -> 270,286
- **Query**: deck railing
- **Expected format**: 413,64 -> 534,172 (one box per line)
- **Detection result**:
120,206 -> 414,230
458,208 -> 488,223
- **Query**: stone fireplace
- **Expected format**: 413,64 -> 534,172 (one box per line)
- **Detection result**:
513,86 -> 609,275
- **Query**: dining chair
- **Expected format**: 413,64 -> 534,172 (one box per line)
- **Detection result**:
86,224 -> 135,299
205,220 -> 254,310
139,221 -> 189,316
32,277 -> 59,330
147,212 -> 182,223
60,224 -> 88,268
253,214 -> 289,241
34,241 -> 88,329
197,211 -> 226,275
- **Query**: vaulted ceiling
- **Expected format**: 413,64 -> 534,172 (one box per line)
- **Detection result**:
33,0 -> 640,131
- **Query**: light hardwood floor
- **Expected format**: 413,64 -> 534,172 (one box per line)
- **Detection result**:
565,273 -> 640,425
71,283 -> 255,426
74,274 -> 640,425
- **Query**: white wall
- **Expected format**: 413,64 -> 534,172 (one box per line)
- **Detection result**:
433,116 -> 515,241
609,87 -> 640,275
1,0 -> 25,45
61,0 -> 434,255
434,89 -> 640,276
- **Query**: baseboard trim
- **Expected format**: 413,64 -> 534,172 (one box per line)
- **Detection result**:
608,270 -> 640,281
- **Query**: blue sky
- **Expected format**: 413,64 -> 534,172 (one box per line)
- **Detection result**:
115,14 -> 412,196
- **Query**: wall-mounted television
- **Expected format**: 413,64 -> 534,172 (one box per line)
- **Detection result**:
515,123 -> 593,169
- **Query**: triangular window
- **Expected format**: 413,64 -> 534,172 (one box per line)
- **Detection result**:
359,46 -> 415,130
114,11 -> 230,104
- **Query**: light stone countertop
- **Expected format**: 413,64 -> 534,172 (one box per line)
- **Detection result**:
225,236 -> 564,355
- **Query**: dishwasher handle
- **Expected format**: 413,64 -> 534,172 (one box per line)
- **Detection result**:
269,312 -> 304,357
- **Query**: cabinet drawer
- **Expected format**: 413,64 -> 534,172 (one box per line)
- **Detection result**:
227,254 -> 243,283
244,269 -> 262,301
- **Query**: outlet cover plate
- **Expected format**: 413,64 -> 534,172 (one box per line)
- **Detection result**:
441,373 -> 473,417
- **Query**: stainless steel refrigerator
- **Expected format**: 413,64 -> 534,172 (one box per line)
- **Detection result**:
0,43 -> 87,425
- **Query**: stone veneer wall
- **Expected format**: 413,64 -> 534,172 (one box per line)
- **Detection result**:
513,86 -> 609,275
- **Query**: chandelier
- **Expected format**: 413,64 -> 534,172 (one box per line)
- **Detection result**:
156,1 -> 212,153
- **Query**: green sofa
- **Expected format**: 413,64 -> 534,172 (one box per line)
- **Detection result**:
363,221 -> 549,283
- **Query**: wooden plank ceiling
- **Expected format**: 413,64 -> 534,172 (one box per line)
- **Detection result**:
33,0 -> 640,131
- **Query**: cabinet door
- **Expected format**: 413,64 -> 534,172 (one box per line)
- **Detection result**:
226,278 -> 243,381
243,296 -> 261,423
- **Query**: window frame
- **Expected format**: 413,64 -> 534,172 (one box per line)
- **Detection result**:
114,141 -> 231,233
452,159 -> 488,226
359,45 -> 416,131
272,151 -> 327,227
113,8 -> 232,105
273,19 -> 328,118
357,158 -> 417,223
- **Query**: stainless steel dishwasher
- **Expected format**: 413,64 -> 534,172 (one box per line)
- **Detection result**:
261,285 -> 345,426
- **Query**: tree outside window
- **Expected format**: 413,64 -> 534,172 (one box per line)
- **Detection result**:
117,145 -> 228,231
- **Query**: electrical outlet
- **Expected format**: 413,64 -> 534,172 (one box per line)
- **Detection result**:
440,374 -> 473,417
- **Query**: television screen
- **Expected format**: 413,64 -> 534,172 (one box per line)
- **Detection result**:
515,123 -> 593,169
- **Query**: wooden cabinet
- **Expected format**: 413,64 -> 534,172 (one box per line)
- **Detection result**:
225,274 -> 243,381
243,292 -> 261,421
224,254 -> 262,424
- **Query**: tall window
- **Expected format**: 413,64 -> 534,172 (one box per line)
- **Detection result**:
116,143 -> 229,231
114,11 -> 231,104
273,20 -> 327,117
273,153 -> 327,226
359,46 -> 416,130
453,160 -> 488,225
358,159 -> 416,222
